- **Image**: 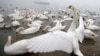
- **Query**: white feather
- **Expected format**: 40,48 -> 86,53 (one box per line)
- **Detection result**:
26,31 -> 73,53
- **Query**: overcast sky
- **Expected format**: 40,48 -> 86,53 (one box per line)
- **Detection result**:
0,0 -> 99,14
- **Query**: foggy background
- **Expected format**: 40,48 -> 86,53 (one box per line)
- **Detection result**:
0,0 -> 100,14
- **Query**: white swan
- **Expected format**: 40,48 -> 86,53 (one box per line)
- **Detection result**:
8,8 -> 24,20
22,17 -> 33,23
0,14 -> 4,22
43,19 -> 66,32
68,5 -> 84,55
85,19 -> 95,25
38,14 -> 48,19
16,24 -> 42,34
0,23 -> 6,28
8,8 -> 20,18
85,21 -> 100,30
84,29 -> 98,38
4,35 -> 28,55
11,20 -> 20,27
27,20 -> 43,27
4,5 -> 84,56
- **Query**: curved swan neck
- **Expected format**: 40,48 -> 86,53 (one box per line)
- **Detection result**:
56,20 -> 61,26
68,7 -> 78,32
5,35 -> 12,46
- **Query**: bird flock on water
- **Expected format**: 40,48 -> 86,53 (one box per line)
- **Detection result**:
0,5 -> 100,56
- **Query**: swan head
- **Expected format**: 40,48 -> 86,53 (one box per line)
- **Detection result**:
43,25 -> 51,32
84,29 -> 99,38
84,21 -> 90,28
16,27 -> 24,34
68,5 -> 76,10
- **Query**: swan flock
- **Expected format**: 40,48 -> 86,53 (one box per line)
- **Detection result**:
3,5 -> 100,56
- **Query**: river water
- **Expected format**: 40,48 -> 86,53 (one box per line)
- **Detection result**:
0,0 -> 100,56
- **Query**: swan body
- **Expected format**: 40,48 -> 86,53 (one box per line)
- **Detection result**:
85,24 -> 100,30
16,25 -> 41,34
8,9 -> 23,20
85,19 -> 95,25
43,25 -> 66,32
38,14 -> 48,19
84,29 -> 98,38
4,35 -> 28,55
8,9 -> 20,18
47,19 -> 66,31
11,15 -> 24,20
27,20 -> 43,27
4,31 -> 82,56
23,17 -> 32,23
0,23 -> 6,28
0,14 -> 4,22
4,23 -> 12,28
11,20 -> 20,27
48,25 -> 66,32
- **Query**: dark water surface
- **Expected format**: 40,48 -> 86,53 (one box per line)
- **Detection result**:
0,0 -> 100,56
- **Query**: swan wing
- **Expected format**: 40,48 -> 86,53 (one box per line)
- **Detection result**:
23,27 -> 40,34
27,31 -> 73,53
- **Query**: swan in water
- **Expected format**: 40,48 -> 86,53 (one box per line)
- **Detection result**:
37,14 -> 48,19
85,21 -> 100,30
42,8 -> 51,15
26,20 -> 43,27
11,20 -> 20,27
85,19 -> 95,25
4,5 -> 84,56
8,8 -> 24,20
0,14 -> 4,22
43,19 -> 66,32
8,8 -> 20,17
0,23 -> 6,28
22,17 -> 32,23
16,24 -> 42,35
84,29 -> 98,38
0,23 -> 12,28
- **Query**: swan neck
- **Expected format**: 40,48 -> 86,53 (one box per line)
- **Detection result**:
5,36 -> 12,47
78,16 -> 84,29
56,20 -> 61,26
68,8 -> 78,32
